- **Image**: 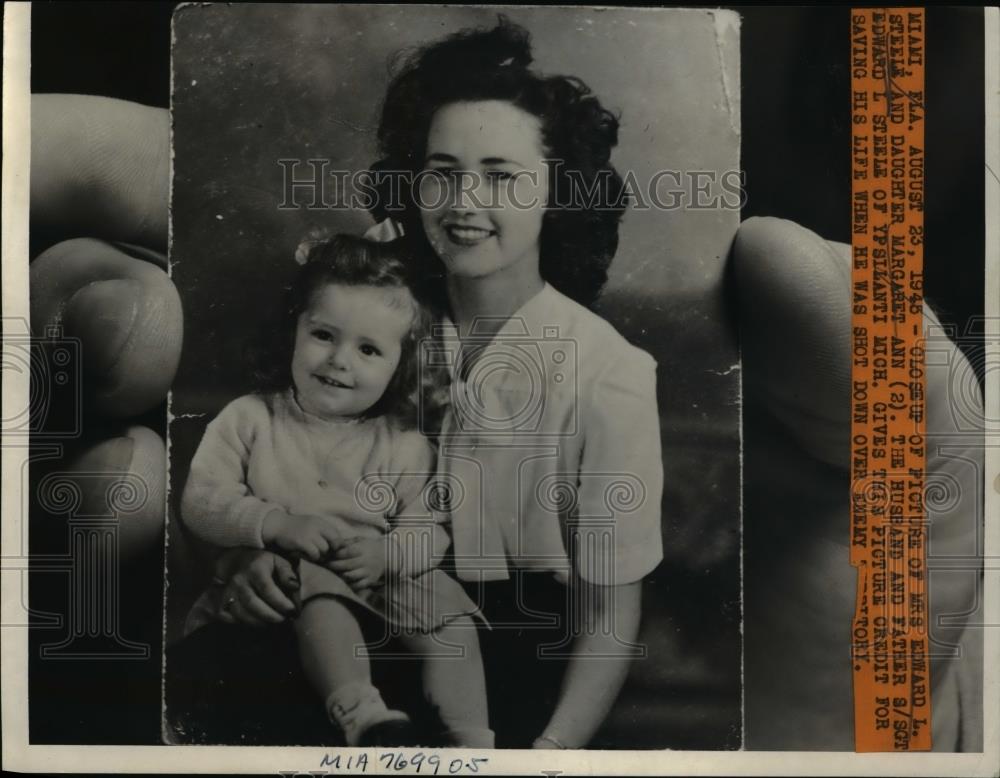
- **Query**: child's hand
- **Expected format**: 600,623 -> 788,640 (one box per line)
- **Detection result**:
326,537 -> 398,591
261,510 -> 342,563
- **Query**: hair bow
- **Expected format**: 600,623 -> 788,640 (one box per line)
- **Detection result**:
292,219 -> 404,266
363,217 -> 405,243
293,230 -> 329,265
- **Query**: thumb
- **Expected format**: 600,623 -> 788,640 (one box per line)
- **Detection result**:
31,94 -> 169,251
273,554 -> 300,590
58,424 -> 165,562
30,238 -> 182,417
732,216 -> 851,468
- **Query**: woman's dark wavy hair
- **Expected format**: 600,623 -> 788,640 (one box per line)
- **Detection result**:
250,234 -> 449,434
369,16 -> 628,309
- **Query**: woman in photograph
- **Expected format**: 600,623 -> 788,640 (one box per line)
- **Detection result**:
362,18 -> 663,749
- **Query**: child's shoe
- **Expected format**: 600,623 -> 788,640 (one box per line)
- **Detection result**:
442,727 -> 495,748
326,682 -> 414,747
358,717 -> 422,747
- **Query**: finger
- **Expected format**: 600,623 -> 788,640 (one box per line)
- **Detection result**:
327,536 -> 352,554
61,424 -> 165,562
223,577 -> 285,626
30,238 -> 182,417
921,301 -> 983,559
919,308 -> 983,736
241,597 -> 285,624
734,217 -> 983,749
271,555 -> 301,594
344,574 -> 369,591
732,217 -> 874,747
226,596 -> 271,628
218,585 -> 256,626
734,222 -> 982,589
341,568 -> 368,583
334,538 -> 366,558
31,94 -> 168,251
321,527 -> 343,548
247,561 -> 297,616
732,216 -> 851,467
326,558 -> 361,573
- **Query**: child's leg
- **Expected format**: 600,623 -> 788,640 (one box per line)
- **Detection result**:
296,596 -> 369,693
296,597 -> 410,746
400,616 -> 493,748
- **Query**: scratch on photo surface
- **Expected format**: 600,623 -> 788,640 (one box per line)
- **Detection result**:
708,9 -> 740,138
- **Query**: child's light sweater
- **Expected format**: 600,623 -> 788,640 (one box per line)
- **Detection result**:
181,389 -> 448,577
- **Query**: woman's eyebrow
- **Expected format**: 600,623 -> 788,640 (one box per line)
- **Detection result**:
424,153 -> 525,167
425,152 -> 457,164
481,156 -> 524,167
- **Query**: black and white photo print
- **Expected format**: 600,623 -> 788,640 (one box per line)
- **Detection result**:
163,5 -> 742,750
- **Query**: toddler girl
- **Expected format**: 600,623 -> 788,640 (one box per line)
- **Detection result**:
181,234 -> 491,748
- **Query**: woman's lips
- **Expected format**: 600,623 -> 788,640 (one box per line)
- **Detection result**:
444,224 -> 495,246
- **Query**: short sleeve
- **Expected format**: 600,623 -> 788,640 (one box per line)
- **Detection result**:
387,430 -> 436,513
386,430 -> 450,577
573,348 -> 664,585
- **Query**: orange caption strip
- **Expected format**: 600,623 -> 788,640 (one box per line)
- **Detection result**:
850,8 -> 930,752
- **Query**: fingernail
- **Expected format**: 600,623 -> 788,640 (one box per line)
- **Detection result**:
62,279 -> 142,377
110,241 -> 168,270
107,435 -> 136,471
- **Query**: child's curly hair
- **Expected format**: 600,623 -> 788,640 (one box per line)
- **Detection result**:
251,233 -> 450,434
370,16 -> 628,309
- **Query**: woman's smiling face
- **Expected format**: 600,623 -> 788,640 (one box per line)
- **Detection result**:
419,100 -> 549,283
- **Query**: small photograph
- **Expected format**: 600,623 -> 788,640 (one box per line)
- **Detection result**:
164,4 -> 742,749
